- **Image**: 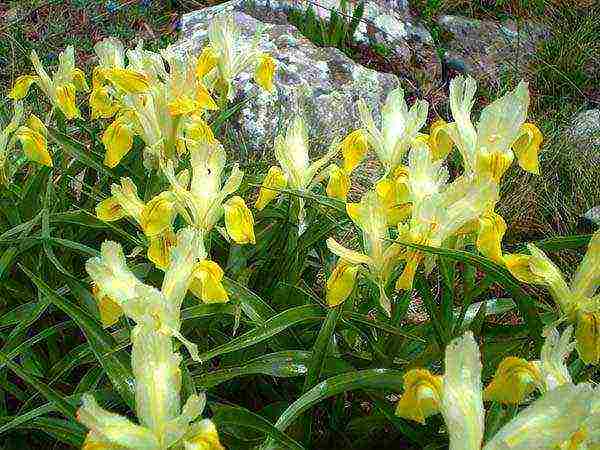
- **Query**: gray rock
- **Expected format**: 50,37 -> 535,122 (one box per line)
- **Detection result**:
583,206 -> 600,226
568,109 -> 600,149
179,0 -> 441,86
171,10 -> 399,169
438,15 -> 550,86
180,0 -> 432,46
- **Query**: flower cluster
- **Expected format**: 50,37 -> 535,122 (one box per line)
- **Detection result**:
324,76 -> 543,315
81,228 -> 224,449
2,46 -> 88,183
395,328 -> 600,450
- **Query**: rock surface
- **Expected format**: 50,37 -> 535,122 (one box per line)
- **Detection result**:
171,9 -> 398,173
179,0 -> 441,85
583,206 -> 600,227
438,15 -> 550,85
568,109 -> 600,149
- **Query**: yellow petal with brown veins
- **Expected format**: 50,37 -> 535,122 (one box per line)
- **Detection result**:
104,68 -> 150,93
102,118 -> 133,168
55,83 -> 80,119
96,197 -> 127,222
196,46 -> 218,79
341,129 -> 368,173
147,229 -> 177,270
16,127 -> 52,167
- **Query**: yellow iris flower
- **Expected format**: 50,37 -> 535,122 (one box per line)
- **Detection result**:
190,260 -> 229,303
326,261 -> 359,307
395,369 -> 443,424
9,46 -> 88,119
80,229 -> 224,448
255,166 -> 287,211
95,178 -> 178,269
478,220 -> 600,364
394,142 -> 498,290
162,138 -> 253,246
324,129 -> 370,202
340,129 -> 369,173
326,191 -> 405,315
224,195 -> 256,245
484,357 -> 543,404
90,37 -> 222,167
325,164 -> 351,201
255,54 -> 277,93
204,14 -> 276,101
0,102 -> 52,184
255,116 -> 340,229
357,87 -> 428,177
437,75 -> 543,183
398,332 -> 597,450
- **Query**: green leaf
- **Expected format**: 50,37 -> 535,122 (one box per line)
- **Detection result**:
300,305 -> 341,446
194,305 -> 324,364
2,359 -> 78,420
520,234 -> 592,252
396,240 -> 543,341
213,405 -> 305,450
265,368 -> 405,448
224,277 -> 303,349
22,417 -> 86,447
303,306 -> 341,392
194,351 -> 311,389
18,266 -> 136,409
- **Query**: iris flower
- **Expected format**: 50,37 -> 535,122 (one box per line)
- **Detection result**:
9,46 -> 88,119
91,38 -> 218,168
395,331 -> 597,450
92,15 -> 275,169
203,14 -> 277,101
162,138 -> 255,249
357,87 -> 429,178
430,75 -> 543,183
487,230 -> 600,364
394,142 -> 498,291
325,190 -> 404,315
0,101 -> 52,184
325,129 -> 370,201
255,116 -> 340,230
80,228 -> 225,449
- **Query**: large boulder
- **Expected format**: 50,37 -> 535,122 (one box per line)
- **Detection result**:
178,0 -> 441,85
438,15 -> 550,86
170,8 -> 399,174
568,109 -> 600,149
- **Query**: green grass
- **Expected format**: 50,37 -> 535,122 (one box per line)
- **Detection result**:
287,0 -> 365,57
